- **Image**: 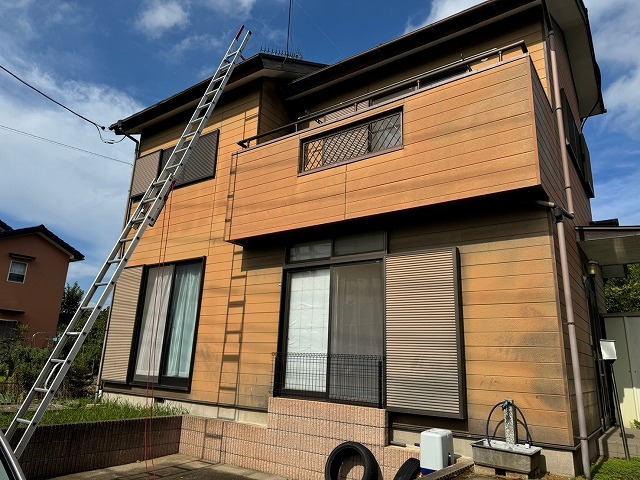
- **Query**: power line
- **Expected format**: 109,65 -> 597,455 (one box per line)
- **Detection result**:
0,63 -> 124,144
294,0 -> 344,59
0,124 -> 133,166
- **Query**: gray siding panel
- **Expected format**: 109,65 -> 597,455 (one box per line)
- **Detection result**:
101,267 -> 143,383
131,151 -> 161,197
385,248 -> 465,418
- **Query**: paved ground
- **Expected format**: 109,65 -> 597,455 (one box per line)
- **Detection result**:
48,454 -> 288,480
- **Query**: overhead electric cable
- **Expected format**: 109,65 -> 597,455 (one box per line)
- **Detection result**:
0,63 -> 123,144
0,124 -> 133,166
294,0 -> 344,58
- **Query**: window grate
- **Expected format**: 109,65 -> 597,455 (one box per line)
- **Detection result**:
273,352 -> 385,408
301,112 -> 402,172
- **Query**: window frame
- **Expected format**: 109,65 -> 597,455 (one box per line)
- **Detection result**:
561,89 -> 594,198
299,109 -> 403,175
7,261 -> 28,284
128,257 -> 205,391
277,233 -> 387,405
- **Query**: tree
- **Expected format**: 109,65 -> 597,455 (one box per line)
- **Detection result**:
605,264 -> 640,313
58,282 -> 84,328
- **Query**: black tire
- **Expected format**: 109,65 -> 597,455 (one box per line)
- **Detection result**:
393,458 -> 421,480
325,441 -> 378,480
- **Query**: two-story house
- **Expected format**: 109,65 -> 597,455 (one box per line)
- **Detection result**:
102,0 -> 617,476
0,220 -> 84,347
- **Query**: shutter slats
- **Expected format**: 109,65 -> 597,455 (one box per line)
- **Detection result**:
385,248 -> 465,418
101,267 -> 143,382
161,130 -> 219,186
130,151 -> 161,197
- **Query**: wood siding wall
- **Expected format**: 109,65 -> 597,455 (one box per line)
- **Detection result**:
389,207 -> 573,446
227,56 -> 541,242
533,25 -> 600,440
108,89 -> 284,409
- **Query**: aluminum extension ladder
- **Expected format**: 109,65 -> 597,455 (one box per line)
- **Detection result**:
5,26 -> 252,459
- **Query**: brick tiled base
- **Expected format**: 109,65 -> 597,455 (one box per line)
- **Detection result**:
180,398 -> 419,480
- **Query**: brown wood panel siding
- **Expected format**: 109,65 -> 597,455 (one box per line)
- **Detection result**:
388,207 -> 573,446
131,151 -> 160,197
385,248 -> 465,418
101,267 -> 143,383
228,57 -> 541,242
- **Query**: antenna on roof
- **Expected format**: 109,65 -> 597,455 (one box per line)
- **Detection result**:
260,46 -> 303,59
260,0 -> 304,60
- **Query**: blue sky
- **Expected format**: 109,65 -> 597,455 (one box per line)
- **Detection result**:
0,0 -> 638,292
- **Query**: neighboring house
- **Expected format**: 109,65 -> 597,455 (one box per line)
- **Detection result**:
0,221 -> 84,347
101,0 -> 639,477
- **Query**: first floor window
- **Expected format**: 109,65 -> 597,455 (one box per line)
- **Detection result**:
280,234 -> 385,405
131,259 -> 203,389
7,261 -> 27,283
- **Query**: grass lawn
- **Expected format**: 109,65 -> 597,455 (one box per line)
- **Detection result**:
591,456 -> 640,480
0,398 -> 187,428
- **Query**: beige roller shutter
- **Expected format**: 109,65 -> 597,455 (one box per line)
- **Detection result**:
385,247 -> 465,418
101,266 -> 143,383
130,151 -> 161,197
160,130 -> 219,186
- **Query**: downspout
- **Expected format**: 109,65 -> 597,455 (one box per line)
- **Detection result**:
95,123 -> 140,400
540,1 -> 590,476
543,1 -> 574,215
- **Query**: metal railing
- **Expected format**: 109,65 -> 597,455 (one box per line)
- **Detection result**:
273,352 -> 385,408
238,41 -> 528,149
301,111 -> 402,172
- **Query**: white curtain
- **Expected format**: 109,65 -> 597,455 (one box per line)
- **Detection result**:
286,268 -> 330,391
134,265 -> 174,379
164,263 -> 201,378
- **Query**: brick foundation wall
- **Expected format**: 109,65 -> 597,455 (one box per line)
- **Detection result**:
14,416 -> 182,479
180,398 -> 419,480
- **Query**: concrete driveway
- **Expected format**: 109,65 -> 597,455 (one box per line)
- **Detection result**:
48,454 -> 288,480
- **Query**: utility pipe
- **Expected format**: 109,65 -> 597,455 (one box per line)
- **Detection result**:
540,1 -> 591,477
543,6 -> 574,216
536,200 -> 590,480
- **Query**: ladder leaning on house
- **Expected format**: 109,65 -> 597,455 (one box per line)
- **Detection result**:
4,26 -> 252,460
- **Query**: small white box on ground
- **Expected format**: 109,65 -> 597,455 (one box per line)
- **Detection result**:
420,428 -> 454,474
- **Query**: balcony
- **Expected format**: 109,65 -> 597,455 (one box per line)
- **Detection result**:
226,48 -> 547,243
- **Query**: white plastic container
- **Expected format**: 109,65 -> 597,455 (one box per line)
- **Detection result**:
420,428 -> 454,474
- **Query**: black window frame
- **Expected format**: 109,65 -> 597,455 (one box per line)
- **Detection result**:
561,89 -> 594,198
128,257 -> 205,391
276,233 -> 387,406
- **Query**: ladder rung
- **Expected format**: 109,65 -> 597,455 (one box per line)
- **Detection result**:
64,331 -> 81,337
34,388 -> 48,393
15,418 -> 30,425
80,306 -> 94,310
107,258 -> 122,264
50,359 -> 65,364
130,218 -> 144,225
119,237 -> 134,243
141,197 -> 156,205
94,282 -> 109,287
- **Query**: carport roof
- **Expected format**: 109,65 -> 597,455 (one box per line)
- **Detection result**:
576,225 -> 640,267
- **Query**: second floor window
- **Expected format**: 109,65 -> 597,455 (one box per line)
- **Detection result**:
7,261 -> 27,284
301,111 -> 402,172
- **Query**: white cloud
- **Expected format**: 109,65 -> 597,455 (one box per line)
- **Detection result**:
0,64 -> 142,289
135,0 -> 190,39
162,33 -> 224,63
405,0 -> 484,34
584,0 -> 640,139
198,0 -> 257,17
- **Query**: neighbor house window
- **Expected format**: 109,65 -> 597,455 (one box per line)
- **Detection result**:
131,259 -> 204,389
275,233 -> 386,406
7,261 -> 27,284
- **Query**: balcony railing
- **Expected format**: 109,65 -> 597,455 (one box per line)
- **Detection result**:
238,41 -> 528,149
301,111 -> 402,172
273,352 -> 385,408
